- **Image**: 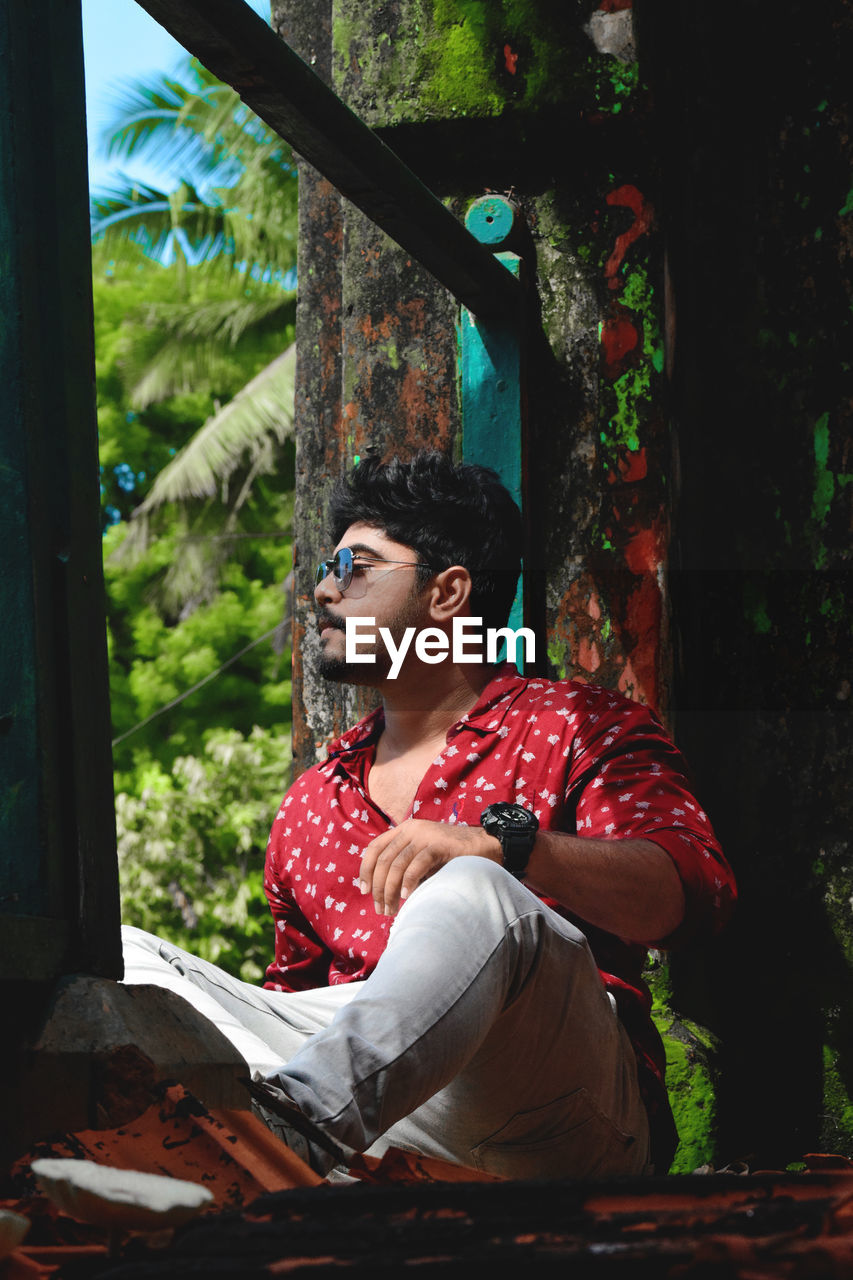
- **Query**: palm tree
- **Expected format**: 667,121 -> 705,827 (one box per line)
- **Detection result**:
91,57 -> 298,538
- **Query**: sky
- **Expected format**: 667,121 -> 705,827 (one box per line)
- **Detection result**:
82,0 -> 271,195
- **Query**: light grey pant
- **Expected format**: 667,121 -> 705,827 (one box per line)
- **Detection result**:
122,859 -> 650,1180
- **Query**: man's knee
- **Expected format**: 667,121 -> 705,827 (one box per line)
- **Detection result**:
121,923 -> 163,957
393,854 -> 588,953
419,852 -> 531,900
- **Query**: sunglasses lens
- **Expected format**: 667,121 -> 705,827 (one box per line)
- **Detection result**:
333,547 -> 353,591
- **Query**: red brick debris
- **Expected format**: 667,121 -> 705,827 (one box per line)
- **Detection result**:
4,1086 -> 853,1276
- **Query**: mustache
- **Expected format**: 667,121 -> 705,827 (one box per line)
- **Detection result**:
318,609 -> 346,632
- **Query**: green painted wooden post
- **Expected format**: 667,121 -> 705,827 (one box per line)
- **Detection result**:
460,197 -> 526,660
0,1 -> 121,981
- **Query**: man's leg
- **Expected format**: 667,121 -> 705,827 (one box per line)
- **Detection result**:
271,859 -> 651,1180
121,925 -> 357,1075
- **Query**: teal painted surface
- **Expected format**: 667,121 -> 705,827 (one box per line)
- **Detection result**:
460,231 -> 524,652
460,254 -> 522,505
466,195 -> 516,247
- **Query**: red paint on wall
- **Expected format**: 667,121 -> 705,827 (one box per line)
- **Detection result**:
608,448 -> 649,485
604,185 -> 654,287
597,0 -> 633,11
601,313 -> 639,378
618,520 -> 667,712
622,522 -> 664,577
504,44 -> 518,75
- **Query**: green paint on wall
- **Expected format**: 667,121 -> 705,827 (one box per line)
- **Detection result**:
622,267 -> 663,366
547,637 -> 567,680
599,266 -> 663,456
606,368 -> 645,452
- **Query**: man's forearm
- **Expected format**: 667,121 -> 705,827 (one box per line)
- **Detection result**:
359,817 -> 686,939
522,829 -> 686,944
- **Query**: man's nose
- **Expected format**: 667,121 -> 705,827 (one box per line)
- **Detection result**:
314,571 -> 343,605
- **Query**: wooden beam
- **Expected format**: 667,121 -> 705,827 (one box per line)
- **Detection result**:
134,0 -> 522,324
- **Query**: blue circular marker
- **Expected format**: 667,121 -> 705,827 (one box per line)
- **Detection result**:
465,196 -> 516,246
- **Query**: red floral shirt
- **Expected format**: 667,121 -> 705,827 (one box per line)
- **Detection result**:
263,665 -> 736,1171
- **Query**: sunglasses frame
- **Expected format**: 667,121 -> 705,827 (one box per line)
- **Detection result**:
315,546 -> 434,595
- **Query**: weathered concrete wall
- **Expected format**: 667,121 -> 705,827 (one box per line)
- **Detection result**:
273,0 -> 853,1169
276,0 -> 671,764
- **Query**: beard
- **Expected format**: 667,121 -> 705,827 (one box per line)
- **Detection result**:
317,589 -> 427,685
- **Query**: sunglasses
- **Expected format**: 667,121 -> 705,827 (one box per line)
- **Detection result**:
315,547 -> 434,598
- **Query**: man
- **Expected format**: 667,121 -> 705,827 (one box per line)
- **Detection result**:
124,451 -> 735,1180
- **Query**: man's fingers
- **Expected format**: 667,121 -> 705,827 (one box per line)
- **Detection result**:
398,850 -> 441,902
358,826 -> 401,894
376,842 -> 435,915
359,821 -> 473,915
371,837 -> 421,914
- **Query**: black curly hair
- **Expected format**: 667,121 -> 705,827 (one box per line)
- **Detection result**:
328,451 -> 522,632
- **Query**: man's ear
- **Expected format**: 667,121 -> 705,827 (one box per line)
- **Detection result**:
424,565 -> 472,621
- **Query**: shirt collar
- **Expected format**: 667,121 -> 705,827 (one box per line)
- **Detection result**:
325,663 -> 529,761
447,663 -> 530,737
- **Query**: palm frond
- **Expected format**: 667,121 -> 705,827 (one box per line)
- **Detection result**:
91,177 -> 230,264
141,295 -> 296,346
93,56 -> 298,280
99,59 -> 293,199
100,68 -> 242,185
133,344 -> 296,511
123,295 -> 295,407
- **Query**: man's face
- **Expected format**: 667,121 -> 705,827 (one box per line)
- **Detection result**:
314,522 -> 431,684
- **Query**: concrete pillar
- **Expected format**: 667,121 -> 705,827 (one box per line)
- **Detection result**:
0,1 -> 120,984
275,0 -> 671,769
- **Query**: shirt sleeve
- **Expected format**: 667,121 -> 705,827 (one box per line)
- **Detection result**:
262,798 -> 333,992
564,689 -> 736,948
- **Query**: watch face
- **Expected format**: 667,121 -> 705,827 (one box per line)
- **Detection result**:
485,802 -> 537,830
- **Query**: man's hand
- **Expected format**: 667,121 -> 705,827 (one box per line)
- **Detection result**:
359,819 -> 502,916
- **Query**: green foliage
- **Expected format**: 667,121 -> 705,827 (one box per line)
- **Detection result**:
91,54 -> 298,537
93,57 -> 299,979
92,58 -> 298,280
93,249 -> 295,530
116,726 -> 291,981
105,513 -> 293,780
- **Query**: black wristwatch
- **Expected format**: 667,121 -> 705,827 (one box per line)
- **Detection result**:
480,802 -> 539,880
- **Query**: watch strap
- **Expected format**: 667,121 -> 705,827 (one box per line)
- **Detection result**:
499,829 -> 535,879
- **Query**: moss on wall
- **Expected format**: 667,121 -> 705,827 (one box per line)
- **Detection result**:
823,1044 -> 853,1154
647,957 -> 720,1173
332,0 -> 642,127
